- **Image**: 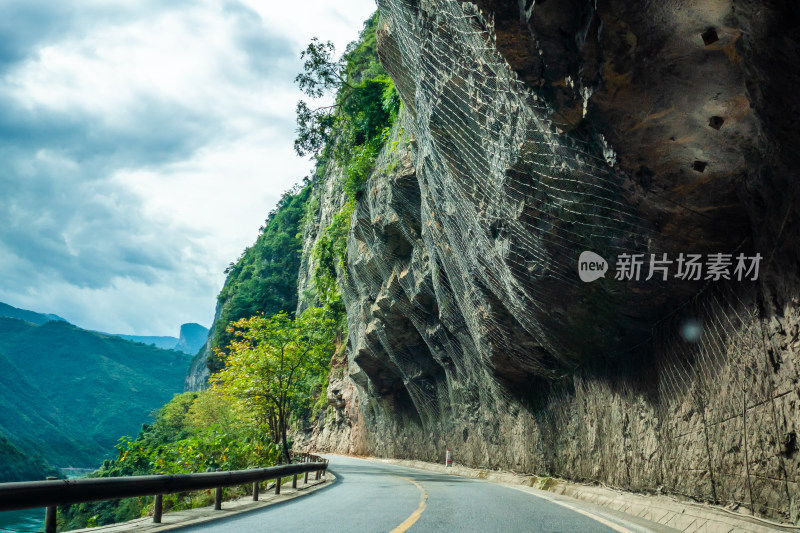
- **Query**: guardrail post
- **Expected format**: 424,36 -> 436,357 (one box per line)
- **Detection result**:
45,505 -> 57,533
153,494 -> 163,523
252,481 -> 259,501
45,477 -> 57,533
292,474 -> 297,489
214,468 -> 223,510
274,477 -> 281,495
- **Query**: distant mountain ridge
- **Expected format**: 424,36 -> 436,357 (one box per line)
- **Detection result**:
113,323 -> 208,354
110,334 -> 180,350
0,302 -> 66,325
0,302 -> 208,355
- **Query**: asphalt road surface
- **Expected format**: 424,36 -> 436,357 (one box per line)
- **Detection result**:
177,456 -> 663,533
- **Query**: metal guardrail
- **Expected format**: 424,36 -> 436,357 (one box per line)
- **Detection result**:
0,453 -> 328,533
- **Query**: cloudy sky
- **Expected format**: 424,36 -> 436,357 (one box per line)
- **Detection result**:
0,0 -> 376,335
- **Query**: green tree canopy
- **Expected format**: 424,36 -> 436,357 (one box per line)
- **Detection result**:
214,308 -> 337,460
293,12 -> 399,163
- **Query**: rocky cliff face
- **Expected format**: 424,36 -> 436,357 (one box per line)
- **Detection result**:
304,0 -> 800,524
184,326 -> 213,391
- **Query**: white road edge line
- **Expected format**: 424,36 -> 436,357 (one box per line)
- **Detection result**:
505,484 -> 637,533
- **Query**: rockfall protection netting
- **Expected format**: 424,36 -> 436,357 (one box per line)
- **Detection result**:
319,0 -> 799,522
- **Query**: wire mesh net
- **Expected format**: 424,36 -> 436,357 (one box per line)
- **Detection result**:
304,0 -> 800,523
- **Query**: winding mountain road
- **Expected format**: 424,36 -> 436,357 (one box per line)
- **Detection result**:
176,456 -> 668,533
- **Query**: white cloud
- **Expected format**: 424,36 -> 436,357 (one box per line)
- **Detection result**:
0,0 -> 378,335
240,1 -> 377,49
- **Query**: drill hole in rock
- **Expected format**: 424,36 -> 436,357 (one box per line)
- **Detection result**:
702,28 -> 719,45
709,116 -> 725,130
693,160 -> 708,172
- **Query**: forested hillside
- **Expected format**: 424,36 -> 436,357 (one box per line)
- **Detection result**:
0,432 -> 60,482
0,317 -> 190,467
207,185 -> 311,371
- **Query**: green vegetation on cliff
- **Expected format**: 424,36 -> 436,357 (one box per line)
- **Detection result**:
206,185 -> 311,372
296,13 -> 399,182
202,13 -> 396,370
297,13 -> 401,311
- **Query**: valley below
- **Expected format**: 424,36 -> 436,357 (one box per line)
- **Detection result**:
0,306 -> 197,475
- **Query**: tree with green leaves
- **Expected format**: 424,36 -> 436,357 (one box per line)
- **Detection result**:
294,38 -> 347,158
58,390 -> 282,530
214,308 -> 337,461
294,14 -> 400,163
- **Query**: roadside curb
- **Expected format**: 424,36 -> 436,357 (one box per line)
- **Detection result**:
367,457 -> 795,533
66,474 -> 335,533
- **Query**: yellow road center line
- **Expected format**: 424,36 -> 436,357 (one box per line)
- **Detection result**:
507,485 -> 636,533
390,476 -> 428,533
